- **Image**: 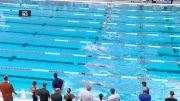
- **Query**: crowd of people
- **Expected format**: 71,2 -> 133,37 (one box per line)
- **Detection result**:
0,73 -> 178,101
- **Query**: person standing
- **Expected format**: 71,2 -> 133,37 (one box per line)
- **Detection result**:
37,83 -> 50,101
139,88 -> 151,101
97,93 -> 106,101
108,88 -> 120,101
52,73 -> 64,90
31,81 -> 38,101
51,88 -> 62,101
142,82 -> 150,94
0,75 -> 17,101
78,84 -> 94,101
165,91 -> 177,101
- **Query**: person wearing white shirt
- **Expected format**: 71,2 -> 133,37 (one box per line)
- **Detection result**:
108,88 -> 120,101
78,84 -> 94,101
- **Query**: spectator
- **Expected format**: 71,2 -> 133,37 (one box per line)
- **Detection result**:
31,81 -> 38,101
0,75 -> 17,101
51,88 -> 62,101
52,73 -> 64,90
78,83 -> 93,101
37,83 -> 50,101
108,88 -> 120,101
170,0 -> 173,4
139,88 -> 151,101
142,82 -> 149,94
64,88 -> 75,101
165,91 -> 177,101
97,93 -> 106,101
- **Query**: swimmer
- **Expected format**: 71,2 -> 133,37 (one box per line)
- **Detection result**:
103,22 -> 108,29
84,44 -> 107,52
84,63 -> 111,68
107,16 -> 112,21
81,80 -> 106,86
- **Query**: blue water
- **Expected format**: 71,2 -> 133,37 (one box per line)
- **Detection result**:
0,1 -> 180,101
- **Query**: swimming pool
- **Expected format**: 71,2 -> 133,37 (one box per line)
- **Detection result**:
0,1 -> 180,101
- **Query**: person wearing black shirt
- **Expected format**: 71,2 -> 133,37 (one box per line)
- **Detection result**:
37,83 -> 50,101
51,88 -> 62,101
165,91 -> 177,101
142,82 -> 150,94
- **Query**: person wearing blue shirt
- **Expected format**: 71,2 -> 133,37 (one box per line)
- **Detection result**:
139,88 -> 151,101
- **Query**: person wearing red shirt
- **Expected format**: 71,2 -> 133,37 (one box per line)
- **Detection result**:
0,75 -> 17,101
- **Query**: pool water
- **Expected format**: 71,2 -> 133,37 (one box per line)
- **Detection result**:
0,1 -> 180,101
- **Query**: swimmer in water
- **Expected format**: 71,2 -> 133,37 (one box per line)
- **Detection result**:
107,16 -> 112,21
103,22 -> 108,29
82,63 -> 110,68
84,44 -> 107,52
81,80 -> 106,86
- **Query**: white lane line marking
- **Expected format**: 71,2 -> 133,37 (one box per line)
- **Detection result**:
126,33 -> 138,35
79,41 -> 92,44
144,10 -> 153,12
94,14 -> 103,17
0,9 -> 10,11
127,16 -> 137,18
0,25 -> 10,27
64,71 -> 79,74
86,30 -> 97,33
164,26 -> 176,28
163,18 -> 173,20
108,23 -> 118,25
126,24 -> 136,26
101,43 -> 113,45
93,74 -> 109,76
45,52 -> 60,55
128,10 -> 137,12
88,22 -> 100,24
148,45 -> 161,48
74,13 -> 85,16
63,29 -> 76,32
123,58 -> 138,61
106,32 -> 117,34
124,44 -> 137,47
2,16 -> 21,19
172,47 -> 180,49
145,25 -> 155,27
147,34 -> 159,36
32,69 -> 49,72
98,56 -> 112,59
68,20 -> 80,23
145,17 -> 155,19
169,35 -> 180,38
54,39 -> 69,42
149,60 -> 165,63
73,54 -> 87,57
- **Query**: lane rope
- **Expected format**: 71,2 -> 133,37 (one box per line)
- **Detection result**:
0,65 -> 179,83
0,48 -> 179,64
0,35 -> 180,50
